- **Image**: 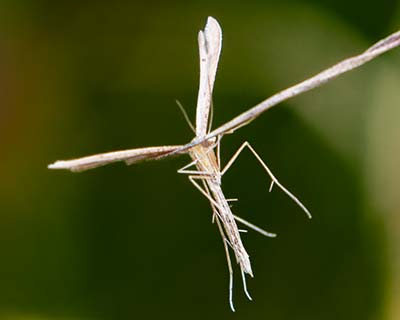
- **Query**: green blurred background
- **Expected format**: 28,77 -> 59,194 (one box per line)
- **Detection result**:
1,1 -> 400,319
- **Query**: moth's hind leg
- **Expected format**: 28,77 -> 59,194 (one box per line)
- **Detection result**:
214,213 -> 236,312
234,214 -> 276,238
221,141 -> 311,219
185,175 -> 236,311
241,268 -> 252,301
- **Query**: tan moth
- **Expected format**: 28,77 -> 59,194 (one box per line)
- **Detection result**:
49,17 -> 400,310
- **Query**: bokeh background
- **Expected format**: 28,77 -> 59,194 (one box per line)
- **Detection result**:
1,1 -> 400,319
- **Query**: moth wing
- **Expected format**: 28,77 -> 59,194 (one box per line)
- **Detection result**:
195,16 -> 222,137
48,145 -> 182,172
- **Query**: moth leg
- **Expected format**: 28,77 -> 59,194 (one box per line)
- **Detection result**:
233,214 -> 276,238
177,161 -> 213,176
177,147 -> 218,176
187,175 -> 236,311
221,141 -> 311,219
188,176 -> 224,214
220,141 -> 249,176
241,268 -> 252,301
178,169 -> 213,176
215,214 -> 235,312
185,169 -> 221,223
187,176 -> 229,226
199,179 -> 219,224
177,159 -> 198,173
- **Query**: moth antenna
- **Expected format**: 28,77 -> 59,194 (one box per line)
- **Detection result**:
207,97 -> 214,133
176,99 -> 195,133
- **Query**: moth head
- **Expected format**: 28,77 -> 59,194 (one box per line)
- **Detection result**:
200,136 -> 217,148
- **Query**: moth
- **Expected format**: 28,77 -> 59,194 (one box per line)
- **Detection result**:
49,17 -> 400,310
